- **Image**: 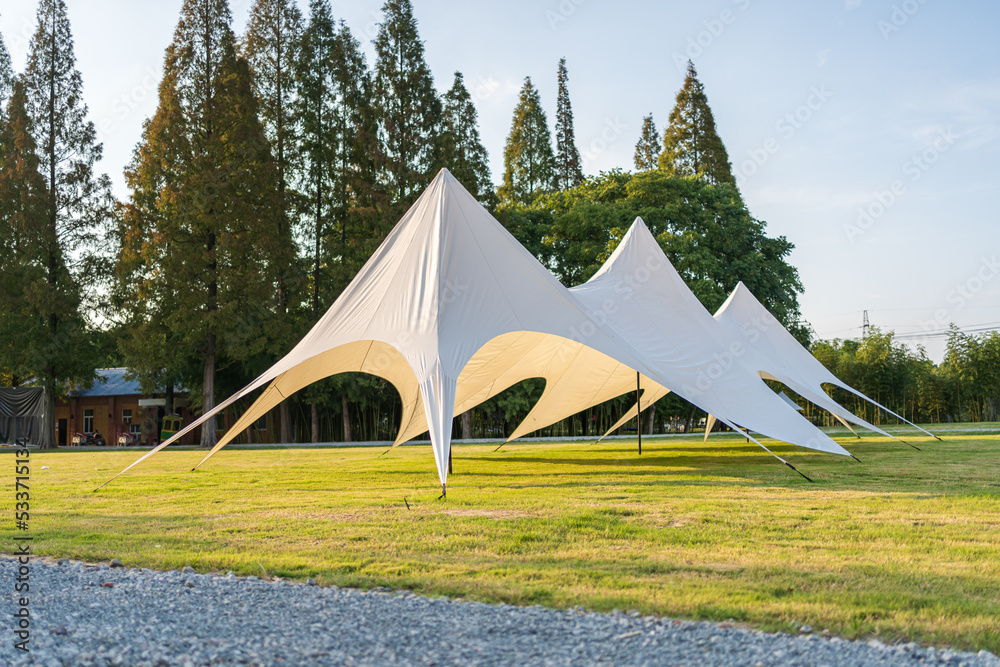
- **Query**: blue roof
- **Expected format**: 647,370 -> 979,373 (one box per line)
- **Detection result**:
73,368 -> 145,397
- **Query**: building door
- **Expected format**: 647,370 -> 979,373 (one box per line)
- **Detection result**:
58,419 -> 67,447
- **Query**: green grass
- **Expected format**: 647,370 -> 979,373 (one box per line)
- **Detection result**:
11,430 -> 1000,652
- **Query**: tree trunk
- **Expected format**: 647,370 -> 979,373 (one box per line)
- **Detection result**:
200,335 -> 217,448
341,393 -> 352,442
646,403 -> 656,435
40,378 -> 57,449
461,410 -> 472,439
682,404 -> 696,434
279,402 -> 292,444
311,397 -> 319,443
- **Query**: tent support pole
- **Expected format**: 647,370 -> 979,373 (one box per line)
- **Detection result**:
636,371 -> 642,456
449,447 -> 453,475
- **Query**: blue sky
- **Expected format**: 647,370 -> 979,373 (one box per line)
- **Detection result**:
2,0 -> 997,361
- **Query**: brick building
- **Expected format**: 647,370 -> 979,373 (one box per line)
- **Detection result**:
53,368 -> 197,446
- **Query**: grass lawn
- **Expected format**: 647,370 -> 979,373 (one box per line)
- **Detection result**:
13,428 -> 1000,653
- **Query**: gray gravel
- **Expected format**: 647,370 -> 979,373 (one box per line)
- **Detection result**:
2,557 -> 998,666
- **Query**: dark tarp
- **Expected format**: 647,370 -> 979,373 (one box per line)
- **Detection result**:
0,387 -> 53,447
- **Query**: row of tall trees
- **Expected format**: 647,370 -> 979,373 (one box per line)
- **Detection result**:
0,1 -> 112,447
811,328 -> 1000,425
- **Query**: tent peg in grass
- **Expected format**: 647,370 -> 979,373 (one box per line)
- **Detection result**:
850,455 -> 862,463
403,497 -> 410,510
438,484 -> 447,500
783,461 -> 814,482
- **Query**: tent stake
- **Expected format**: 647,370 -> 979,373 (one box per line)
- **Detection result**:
783,461 -> 814,482
438,483 -> 446,500
493,442 -> 505,452
850,455 -> 862,463
636,371 -> 642,456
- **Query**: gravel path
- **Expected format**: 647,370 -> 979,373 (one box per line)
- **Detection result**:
2,557 -> 997,666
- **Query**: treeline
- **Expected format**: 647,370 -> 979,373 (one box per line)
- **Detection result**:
814,327 -> 1000,425
0,0 -> 991,449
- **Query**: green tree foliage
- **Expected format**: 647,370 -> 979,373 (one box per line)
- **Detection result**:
553,58 -> 583,190
295,2 -> 385,442
0,24 -> 13,114
19,0 -> 111,447
297,5 -> 383,304
534,169 -> 802,326
241,0 -> 304,443
634,113 -> 660,171
372,0 -> 441,203
658,61 -> 736,187
498,77 -> 555,205
812,329 -> 950,425
0,80 -> 95,403
942,328 -> 1000,422
439,71 -> 493,205
115,0 -> 281,448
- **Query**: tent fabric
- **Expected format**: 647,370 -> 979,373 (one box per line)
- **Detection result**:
108,170 -> 673,490
106,171 -> 854,492
713,282 -> 936,440
393,216 -> 850,459
0,387 -> 52,447
449,218 -> 850,458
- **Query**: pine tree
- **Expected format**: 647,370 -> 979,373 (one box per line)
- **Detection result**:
439,71 -> 493,205
0,24 -> 13,115
554,58 -> 582,190
372,0 -> 441,203
0,82 -> 92,397
295,2 -> 385,442
499,77 -> 555,205
658,61 -> 736,187
116,0 -> 281,448
20,0 -> 111,447
241,0 -> 303,444
634,113 -> 660,171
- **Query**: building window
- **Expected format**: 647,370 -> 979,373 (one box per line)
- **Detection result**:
130,424 -> 142,435
122,409 -> 132,425
253,414 -> 268,431
84,409 -> 94,433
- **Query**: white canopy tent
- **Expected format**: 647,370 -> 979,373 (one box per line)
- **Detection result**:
711,282 -> 938,443
596,282 -> 937,445
103,170 -> 856,493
